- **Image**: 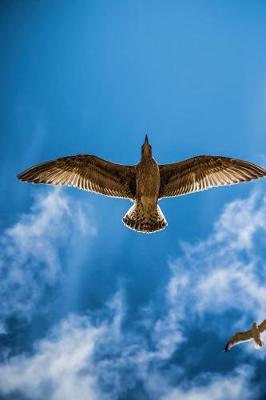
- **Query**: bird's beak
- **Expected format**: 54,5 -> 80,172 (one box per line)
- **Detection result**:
144,134 -> 149,144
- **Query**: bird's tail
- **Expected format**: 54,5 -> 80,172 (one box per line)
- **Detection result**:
123,202 -> 167,233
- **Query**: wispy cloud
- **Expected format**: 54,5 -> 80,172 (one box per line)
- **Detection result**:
0,314 -> 105,400
0,189 -> 95,328
161,367 -> 255,400
165,191 -> 266,334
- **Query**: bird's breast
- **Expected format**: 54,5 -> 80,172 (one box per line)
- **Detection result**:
252,325 -> 261,343
136,159 -> 160,201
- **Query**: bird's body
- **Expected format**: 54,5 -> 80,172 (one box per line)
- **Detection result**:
136,154 -> 160,201
123,144 -> 166,232
251,323 -> 263,347
224,320 -> 266,352
17,135 -> 266,233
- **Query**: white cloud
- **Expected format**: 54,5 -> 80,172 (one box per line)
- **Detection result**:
162,190 -> 266,353
0,314 -> 105,400
212,191 -> 266,251
0,189 -> 96,327
0,293 -> 128,400
162,367 -> 255,400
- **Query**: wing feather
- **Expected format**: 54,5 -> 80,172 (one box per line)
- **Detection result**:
17,155 -> 136,199
159,156 -> 266,198
259,320 -> 266,333
224,330 -> 253,352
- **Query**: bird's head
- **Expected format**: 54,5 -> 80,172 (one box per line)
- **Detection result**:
252,322 -> 257,329
141,135 -> 152,158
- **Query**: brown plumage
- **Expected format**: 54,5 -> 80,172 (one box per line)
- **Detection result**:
17,135 -> 266,233
224,320 -> 266,352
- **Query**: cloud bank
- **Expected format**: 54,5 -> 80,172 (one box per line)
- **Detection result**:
0,189 -> 266,399
0,296 -> 257,400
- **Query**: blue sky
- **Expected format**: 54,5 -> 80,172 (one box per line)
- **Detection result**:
1,1 -> 266,399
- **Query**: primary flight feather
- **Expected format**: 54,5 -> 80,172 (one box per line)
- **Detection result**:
17,135 -> 266,233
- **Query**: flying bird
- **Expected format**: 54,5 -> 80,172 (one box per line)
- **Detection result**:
224,320 -> 266,352
17,135 -> 266,233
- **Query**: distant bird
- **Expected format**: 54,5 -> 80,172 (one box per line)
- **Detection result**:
17,135 -> 266,233
224,320 -> 266,352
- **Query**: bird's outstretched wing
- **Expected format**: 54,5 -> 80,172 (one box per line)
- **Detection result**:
17,155 -> 136,199
258,320 -> 266,333
159,156 -> 266,198
224,330 -> 253,352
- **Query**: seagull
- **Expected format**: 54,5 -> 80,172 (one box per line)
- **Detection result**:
17,135 -> 266,233
224,320 -> 266,352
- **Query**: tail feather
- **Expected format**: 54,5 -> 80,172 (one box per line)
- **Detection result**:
123,202 -> 167,233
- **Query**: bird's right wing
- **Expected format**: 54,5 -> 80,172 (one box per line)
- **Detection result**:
159,155 -> 266,198
224,330 -> 253,352
258,320 -> 266,333
17,155 -> 136,199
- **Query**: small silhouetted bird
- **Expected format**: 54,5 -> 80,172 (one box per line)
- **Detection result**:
17,135 -> 266,233
224,320 -> 266,352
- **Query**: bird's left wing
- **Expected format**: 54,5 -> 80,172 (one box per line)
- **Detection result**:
17,155 -> 136,199
159,155 -> 266,198
224,330 -> 253,352
258,320 -> 266,333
